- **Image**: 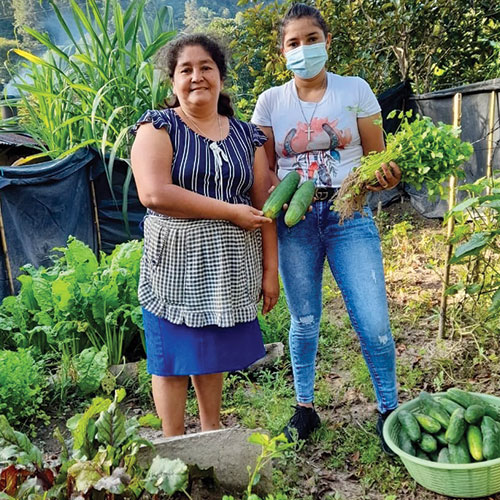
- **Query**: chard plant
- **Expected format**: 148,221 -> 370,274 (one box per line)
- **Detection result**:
0,237 -> 143,366
0,389 -> 190,499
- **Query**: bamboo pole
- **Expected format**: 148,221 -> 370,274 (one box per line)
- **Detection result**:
90,180 -> 102,256
0,196 -> 15,295
438,93 -> 462,339
485,91 -> 496,196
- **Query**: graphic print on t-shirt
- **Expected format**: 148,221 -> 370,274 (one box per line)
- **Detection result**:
277,117 -> 352,186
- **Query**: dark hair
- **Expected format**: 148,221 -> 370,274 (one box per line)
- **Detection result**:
280,3 -> 329,45
159,34 -> 234,117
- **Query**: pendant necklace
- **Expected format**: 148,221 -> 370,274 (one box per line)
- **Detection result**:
295,77 -> 327,141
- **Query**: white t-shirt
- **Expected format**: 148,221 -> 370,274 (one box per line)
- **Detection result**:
251,72 -> 381,188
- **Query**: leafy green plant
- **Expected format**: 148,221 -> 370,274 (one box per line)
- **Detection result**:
335,110 -> 474,219
0,390 -> 190,499
222,433 -> 292,500
0,349 -> 47,427
5,0 -> 174,163
0,237 -> 144,365
445,174 -> 500,317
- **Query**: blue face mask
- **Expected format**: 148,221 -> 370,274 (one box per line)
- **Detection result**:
285,42 -> 328,79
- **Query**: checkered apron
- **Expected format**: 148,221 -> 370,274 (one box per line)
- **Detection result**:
139,213 -> 262,328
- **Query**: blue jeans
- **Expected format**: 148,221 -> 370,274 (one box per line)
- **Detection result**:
277,201 -> 398,413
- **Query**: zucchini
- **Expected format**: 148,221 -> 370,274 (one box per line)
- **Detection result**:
262,171 -> 301,219
414,412 -> 441,434
434,396 -> 464,415
419,433 -> 437,453
449,436 -> 472,464
419,392 -> 450,429
481,416 -> 500,460
397,410 -> 421,442
445,408 -> 466,444
464,404 -> 485,424
466,425 -> 483,461
437,447 -> 451,463
398,429 -> 416,456
284,180 -> 315,227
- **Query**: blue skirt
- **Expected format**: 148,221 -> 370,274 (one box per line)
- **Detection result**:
142,307 -> 266,376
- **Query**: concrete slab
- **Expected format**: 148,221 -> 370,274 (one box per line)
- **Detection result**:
136,427 -> 272,494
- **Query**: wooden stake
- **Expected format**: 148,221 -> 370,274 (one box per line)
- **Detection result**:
485,91 -> 496,196
0,196 -> 15,296
438,92 -> 462,339
90,180 -> 102,256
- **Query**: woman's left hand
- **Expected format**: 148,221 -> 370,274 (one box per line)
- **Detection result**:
366,161 -> 401,192
261,269 -> 279,315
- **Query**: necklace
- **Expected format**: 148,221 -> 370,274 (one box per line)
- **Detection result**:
295,77 -> 327,141
179,109 -> 223,142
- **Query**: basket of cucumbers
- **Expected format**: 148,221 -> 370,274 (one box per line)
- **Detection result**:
383,388 -> 500,498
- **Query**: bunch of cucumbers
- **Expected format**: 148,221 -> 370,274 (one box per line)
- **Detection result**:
262,171 -> 315,227
397,388 -> 500,464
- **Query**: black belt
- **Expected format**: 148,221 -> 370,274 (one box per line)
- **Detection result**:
314,187 -> 339,202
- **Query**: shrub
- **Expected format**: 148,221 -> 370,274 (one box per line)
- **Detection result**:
0,348 -> 47,426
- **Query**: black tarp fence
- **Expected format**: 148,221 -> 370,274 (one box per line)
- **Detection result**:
0,78 -> 499,301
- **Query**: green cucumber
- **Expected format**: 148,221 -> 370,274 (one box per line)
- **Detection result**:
464,404 -> 485,424
445,408 -> 466,444
284,180 -> 316,227
466,425 -> 483,461
447,388 -> 500,421
446,388 -> 482,408
262,171 -> 301,219
414,412 -> 441,434
415,449 -> 429,461
481,415 -> 500,460
397,410 -> 421,442
419,392 -> 450,429
449,436 -> 472,464
435,431 -> 448,446
398,429 -> 416,456
437,447 -> 451,463
434,396 -> 464,415
419,433 -> 437,453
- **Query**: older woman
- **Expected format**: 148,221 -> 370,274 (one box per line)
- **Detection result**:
131,34 -> 278,437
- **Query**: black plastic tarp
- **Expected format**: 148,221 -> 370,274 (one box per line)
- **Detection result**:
407,78 -> 500,217
0,147 -> 97,299
0,148 -> 146,301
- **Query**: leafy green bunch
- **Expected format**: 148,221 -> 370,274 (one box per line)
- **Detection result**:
335,110 -> 474,220
0,349 -> 47,427
0,237 -> 143,365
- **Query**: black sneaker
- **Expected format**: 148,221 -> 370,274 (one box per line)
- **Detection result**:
377,409 -> 396,456
283,405 -> 321,442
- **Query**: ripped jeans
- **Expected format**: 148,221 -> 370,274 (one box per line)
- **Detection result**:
277,201 -> 398,413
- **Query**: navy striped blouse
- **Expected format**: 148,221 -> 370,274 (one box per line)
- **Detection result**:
131,109 -> 267,205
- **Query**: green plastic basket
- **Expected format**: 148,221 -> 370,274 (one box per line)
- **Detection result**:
383,392 -> 500,498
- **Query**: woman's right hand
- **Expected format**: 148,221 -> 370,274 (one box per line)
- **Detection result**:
231,204 -> 272,230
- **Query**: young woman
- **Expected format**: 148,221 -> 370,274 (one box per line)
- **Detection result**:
131,34 -> 279,437
252,3 -> 399,453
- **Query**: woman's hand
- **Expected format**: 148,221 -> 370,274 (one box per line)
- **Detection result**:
231,204 -> 272,230
366,161 -> 401,192
261,269 -> 279,315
